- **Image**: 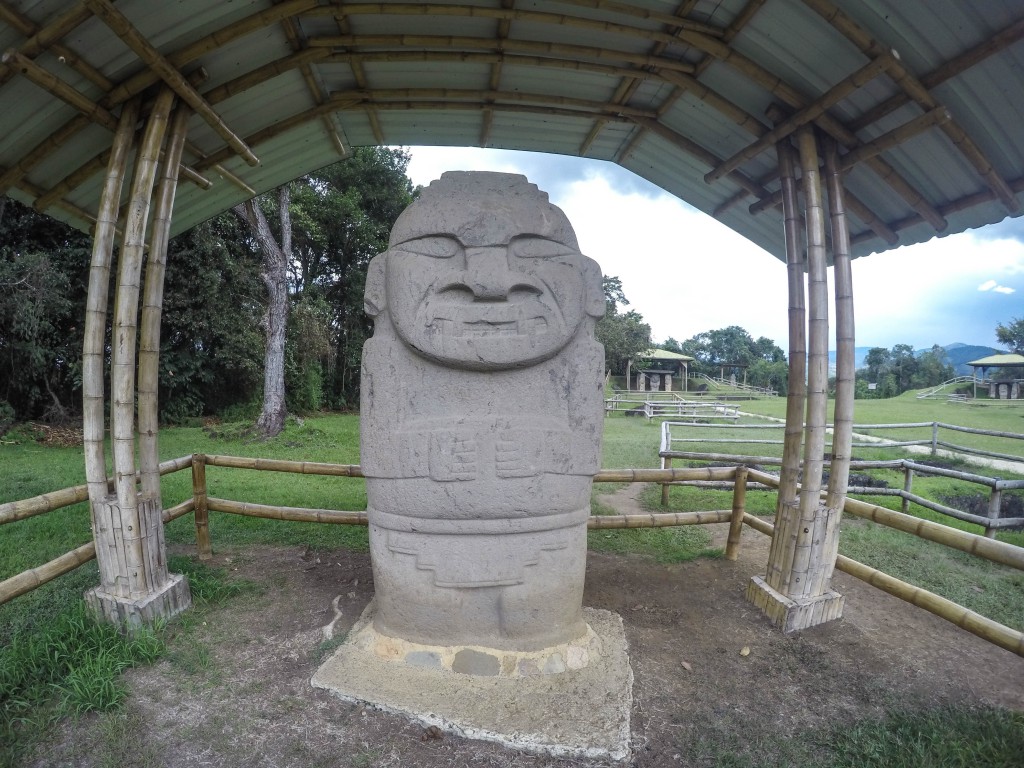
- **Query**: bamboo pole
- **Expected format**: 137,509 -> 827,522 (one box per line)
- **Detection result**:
0,543 -> 96,607
816,134 -> 855,596
840,107 -> 951,172
834,555 -> 1024,657
588,510 -> 733,529
725,466 -> 748,560
83,98 -> 140,594
110,87 -> 176,599
901,465 -> 913,514
204,454 -> 365,476
82,0 -> 259,167
208,497 -> 368,525
661,456 -> 672,506
163,498 -> 195,524
773,135 -> 805,516
192,455 -> 212,559
986,490 -> 1002,540
138,103 -> 191,502
786,126 -> 831,599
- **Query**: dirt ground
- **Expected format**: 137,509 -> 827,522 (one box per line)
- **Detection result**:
28,485 -> 1024,767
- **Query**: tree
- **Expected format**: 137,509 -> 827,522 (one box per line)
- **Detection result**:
0,199 -> 90,423
996,317 -> 1024,354
863,347 -> 890,382
911,345 -> 955,389
233,186 -> 292,438
595,275 -> 651,374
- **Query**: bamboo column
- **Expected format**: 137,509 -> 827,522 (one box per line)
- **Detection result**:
83,97 -> 139,595
747,127 -> 845,632
84,88 -> 191,628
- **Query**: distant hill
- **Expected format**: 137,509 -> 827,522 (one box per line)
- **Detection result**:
943,344 -> 1002,375
827,343 -> 1002,376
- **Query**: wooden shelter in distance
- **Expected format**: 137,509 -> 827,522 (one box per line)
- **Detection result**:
967,353 -> 1024,400
1,1 -> 1024,634
626,348 -> 693,392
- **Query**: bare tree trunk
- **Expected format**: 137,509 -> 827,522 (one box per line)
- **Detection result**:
233,186 -> 291,438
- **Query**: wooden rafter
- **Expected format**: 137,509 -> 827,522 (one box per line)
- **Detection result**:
0,2 -> 91,88
850,16 -> 1024,133
308,34 -> 696,74
802,0 -> 1019,214
579,0 -> 699,157
81,0 -> 259,167
330,11 -> 384,144
0,0 -> 111,91
704,54 -> 896,184
281,15 -> 348,157
321,3 -> 727,43
1,51 -> 120,131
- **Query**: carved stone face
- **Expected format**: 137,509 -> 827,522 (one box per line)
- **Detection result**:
370,172 -> 603,371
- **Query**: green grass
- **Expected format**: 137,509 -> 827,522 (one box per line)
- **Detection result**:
0,555 -> 253,767
2,407 -> 1024,764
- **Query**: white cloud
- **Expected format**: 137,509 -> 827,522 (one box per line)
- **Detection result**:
979,279 -> 998,291
995,285 -> 1016,294
978,279 -> 1016,293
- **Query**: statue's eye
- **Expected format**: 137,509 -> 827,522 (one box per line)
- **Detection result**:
393,236 -> 462,258
510,236 -> 575,259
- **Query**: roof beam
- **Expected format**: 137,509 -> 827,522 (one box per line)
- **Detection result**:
705,54 -> 896,183
0,50 -> 119,131
280,16 -> 349,157
322,3 -> 727,42
802,0 -> 1019,214
839,106 -> 952,171
0,0 -> 111,91
0,2 -> 91,89
81,0 -> 260,167
849,16 -> 1024,133
329,10 -> 384,144
308,34 -> 696,74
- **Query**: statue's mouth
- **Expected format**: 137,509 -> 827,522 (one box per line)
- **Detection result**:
434,317 -> 549,338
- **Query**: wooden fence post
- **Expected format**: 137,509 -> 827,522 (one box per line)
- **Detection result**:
931,422 -> 939,456
192,454 -> 212,559
986,488 -> 1001,540
901,464 -> 914,515
661,456 -> 672,506
726,466 -> 748,561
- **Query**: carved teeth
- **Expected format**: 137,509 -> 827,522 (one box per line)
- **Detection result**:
432,317 -> 550,338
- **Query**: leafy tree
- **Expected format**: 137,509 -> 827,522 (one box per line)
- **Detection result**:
863,347 -> 890,382
160,213 -> 264,421
0,199 -> 90,422
996,317 -> 1024,354
595,275 -> 651,374
661,337 -> 683,354
911,345 -> 955,389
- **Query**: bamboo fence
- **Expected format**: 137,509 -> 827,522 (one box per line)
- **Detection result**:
4,450 -> 1023,657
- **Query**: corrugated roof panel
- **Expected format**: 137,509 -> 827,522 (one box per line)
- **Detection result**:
344,8 -> 498,38
486,112 -> 596,156
501,64 -> 621,105
362,61 -> 492,92
582,122 -> 637,163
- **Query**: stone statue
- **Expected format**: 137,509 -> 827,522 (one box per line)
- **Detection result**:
360,171 -> 605,656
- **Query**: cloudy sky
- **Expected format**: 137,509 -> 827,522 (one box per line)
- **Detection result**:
405,146 -> 1023,353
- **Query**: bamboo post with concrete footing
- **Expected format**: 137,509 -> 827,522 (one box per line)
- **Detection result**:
725,466 -> 748,560
748,126 -> 845,631
84,89 -> 191,627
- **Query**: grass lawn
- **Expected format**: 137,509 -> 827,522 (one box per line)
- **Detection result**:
2,403 -> 1023,766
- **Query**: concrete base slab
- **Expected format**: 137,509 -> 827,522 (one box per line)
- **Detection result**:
312,604 -> 633,761
85,573 -> 192,630
746,575 -> 844,633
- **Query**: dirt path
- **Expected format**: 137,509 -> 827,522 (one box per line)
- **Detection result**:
28,492 -> 1024,767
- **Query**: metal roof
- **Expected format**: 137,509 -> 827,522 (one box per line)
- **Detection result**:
2,0 -> 1023,260
967,354 -> 1024,367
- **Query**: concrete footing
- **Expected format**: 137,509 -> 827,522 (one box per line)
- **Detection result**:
312,603 -> 633,761
84,573 -> 192,630
746,575 -> 844,633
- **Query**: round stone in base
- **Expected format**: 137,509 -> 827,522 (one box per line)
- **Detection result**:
349,616 -> 600,677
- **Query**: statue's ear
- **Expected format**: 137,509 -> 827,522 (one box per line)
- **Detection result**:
364,253 -> 386,317
582,257 -> 605,318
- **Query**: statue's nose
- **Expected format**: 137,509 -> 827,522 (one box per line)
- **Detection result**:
465,247 -> 512,300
